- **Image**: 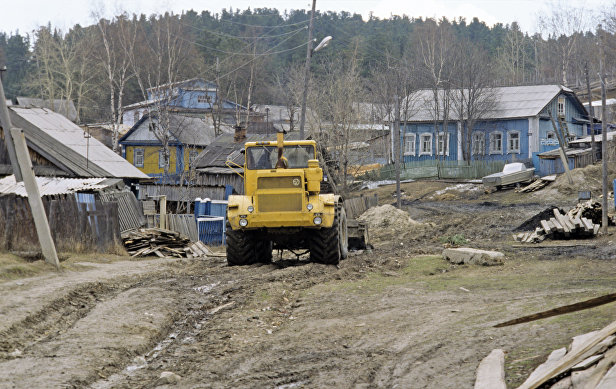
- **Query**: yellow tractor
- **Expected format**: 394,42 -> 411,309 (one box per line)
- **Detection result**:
226,131 -> 348,265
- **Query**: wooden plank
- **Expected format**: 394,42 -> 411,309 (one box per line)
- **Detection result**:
494,292 -> 616,328
551,217 -> 564,233
517,319 -> 616,389
540,220 -> 552,234
521,348 -> 567,388
571,354 -> 603,371
474,349 -> 506,389
597,361 -> 616,388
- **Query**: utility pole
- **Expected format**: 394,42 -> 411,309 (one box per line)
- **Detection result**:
298,0 -> 316,140
0,69 -> 59,268
585,62 -> 596,163
599,30 -> 609,234
394,95 -> 401,209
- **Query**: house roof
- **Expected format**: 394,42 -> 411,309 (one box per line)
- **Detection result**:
119,113 -> 234,146
403,85 -> 587,122
16,96 -> 78,122
194,132 -> 301,168
146,78 -> 216,92
7,107 -> 148,179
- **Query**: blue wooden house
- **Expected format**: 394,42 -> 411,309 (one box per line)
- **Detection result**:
122,78 -> 247,127
399,85 -> 589,175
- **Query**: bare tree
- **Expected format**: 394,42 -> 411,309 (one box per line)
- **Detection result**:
539,2 -> 591,86
451,37 -> 497,163
496,22 -> 531,85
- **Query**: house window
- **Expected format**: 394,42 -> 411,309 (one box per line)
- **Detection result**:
404,133 -> 416,156
437,133 -> 449,156
133,111 -> 140,123
472,132 -> 485,155
508,131 -> 520,153
159,150 -> 169,168
197,95 -> 208,103
133,148 -> 144,167
489,131 -> 503,154
547,131 -> 556,140
189,150 -> 199,166
419,133 -> 432,156
558,97 -> 566,117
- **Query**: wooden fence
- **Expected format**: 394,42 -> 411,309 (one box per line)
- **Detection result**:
0,194 -> 122,254
345,194 -> 378,220
147,213 -> 198,242
363,160 -> 506,181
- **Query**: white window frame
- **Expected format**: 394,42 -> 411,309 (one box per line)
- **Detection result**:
437,132 -> 450,156
489,131 -> 503,155
158,150 -> 169,168
472,131 -> 485,156
557,97 -> 566,117
403,133 -> 416,156
133,148 -> 144,167
197,94 -> 208,103
419,133 -> 433,156
507,131 -> 521,154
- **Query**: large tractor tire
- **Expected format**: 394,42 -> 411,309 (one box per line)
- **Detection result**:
310,203 -> 347,265
226,224 -> 258,266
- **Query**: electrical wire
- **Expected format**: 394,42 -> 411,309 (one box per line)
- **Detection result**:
180,19 -> 308,41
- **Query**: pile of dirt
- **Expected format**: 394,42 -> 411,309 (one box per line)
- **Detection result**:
550,164 -> 614,195
358,204 -> 429,243
514,206 -> 563,232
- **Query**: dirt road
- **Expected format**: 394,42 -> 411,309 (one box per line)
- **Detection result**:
1,180 -> 615,388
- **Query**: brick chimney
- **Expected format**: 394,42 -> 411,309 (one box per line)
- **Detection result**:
233,125 -> 246,143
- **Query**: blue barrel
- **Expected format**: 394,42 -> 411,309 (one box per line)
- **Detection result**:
201,198 -> 211,216
209,200 -> 228,218
194,198 -> 202,219
197,216 -> 226,246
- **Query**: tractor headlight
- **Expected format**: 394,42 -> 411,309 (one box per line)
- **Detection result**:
307,203 -> 313,211
247,205 -> 254,213
239,218 -> 248,227
313,216 -> 322,225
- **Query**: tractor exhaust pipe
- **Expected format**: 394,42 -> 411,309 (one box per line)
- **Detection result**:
275,129 -> 288,169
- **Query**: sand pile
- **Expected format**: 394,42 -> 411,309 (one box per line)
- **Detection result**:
550,164 -> 615,195
358,204 -> 428,243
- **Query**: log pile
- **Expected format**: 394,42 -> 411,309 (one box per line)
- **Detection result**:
513,202 -> 602,243
122,228 -> 213,258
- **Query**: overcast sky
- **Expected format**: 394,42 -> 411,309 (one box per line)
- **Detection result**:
0,0 -> 611,36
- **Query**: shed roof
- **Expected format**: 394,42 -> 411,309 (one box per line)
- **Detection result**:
16,97 -> 78,122
403,85 -> 587,122
0,175 -> 122,197
194,132 -> 301,168
7,107 -> 148,179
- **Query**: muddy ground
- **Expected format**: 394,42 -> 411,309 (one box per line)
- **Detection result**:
1,177 -> 616,389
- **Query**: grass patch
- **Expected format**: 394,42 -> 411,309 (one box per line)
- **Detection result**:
439,234 -> 468,246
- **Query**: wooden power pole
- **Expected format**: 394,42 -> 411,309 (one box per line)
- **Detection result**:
0,70 -> 60,268
298,0 -> 316,140
600,31 -> 609,234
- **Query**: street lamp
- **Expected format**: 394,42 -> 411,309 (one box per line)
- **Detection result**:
298,35 -> 333,139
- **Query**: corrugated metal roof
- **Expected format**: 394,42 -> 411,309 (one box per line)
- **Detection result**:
8,107 -> 148,179
0,175 -> 112,197
404,85 -> 581,122
569,131 -> 616,144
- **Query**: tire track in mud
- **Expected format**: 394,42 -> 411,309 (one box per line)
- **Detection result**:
0,272 -> 166,359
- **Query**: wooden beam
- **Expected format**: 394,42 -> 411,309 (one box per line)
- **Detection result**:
494,292 -> 616,328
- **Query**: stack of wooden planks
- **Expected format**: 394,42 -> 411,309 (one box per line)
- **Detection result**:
516,175 -> 556,193
122,228 -> 212,258
513,204 -> 600,243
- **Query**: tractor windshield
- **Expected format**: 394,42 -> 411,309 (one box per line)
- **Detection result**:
247,145 -> 315,170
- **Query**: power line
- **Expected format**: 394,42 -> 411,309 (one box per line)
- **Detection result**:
180,19 -> 308,41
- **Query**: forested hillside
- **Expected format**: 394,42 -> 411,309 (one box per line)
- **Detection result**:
0,6 -> 613,124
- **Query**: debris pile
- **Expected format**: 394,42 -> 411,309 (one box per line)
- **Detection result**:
513,201 -> 604,243
122,228 -> 212,258
516,175 -> 556,193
